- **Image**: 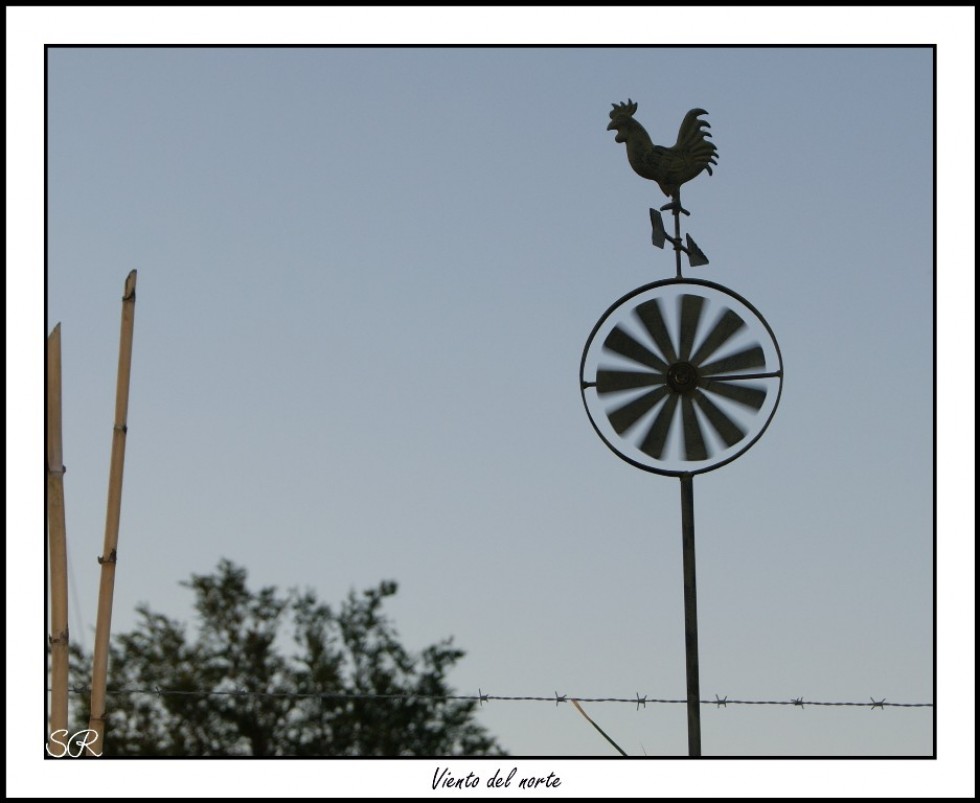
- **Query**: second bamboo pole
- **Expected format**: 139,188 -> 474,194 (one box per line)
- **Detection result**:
86,270 -> 138,756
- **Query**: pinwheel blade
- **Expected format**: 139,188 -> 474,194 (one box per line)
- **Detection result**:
693,389 -> 746,448
595,368 -> 664,394
699,344 -> 766,376
639,392 -> 679,459
681,396 -> 708,461
635,298 -> 678,364
700,379 -> 767,410
603,326 -> 670,372
690,308 -> 746,367
678,294 -> 705,361
607,386 -> 669,435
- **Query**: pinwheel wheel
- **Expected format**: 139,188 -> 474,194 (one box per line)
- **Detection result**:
581,279 -> 782,476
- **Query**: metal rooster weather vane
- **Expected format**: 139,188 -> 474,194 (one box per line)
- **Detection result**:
580,101 -> 784,757
606,100 -> 717,273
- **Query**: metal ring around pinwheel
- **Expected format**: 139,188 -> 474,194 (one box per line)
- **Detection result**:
580,279 -> 783,476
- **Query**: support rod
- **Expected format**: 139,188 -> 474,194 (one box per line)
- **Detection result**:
679,472 -> 702,756
670,189 -> 684,278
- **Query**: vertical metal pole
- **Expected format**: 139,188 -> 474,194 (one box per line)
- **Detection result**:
672,189 -> 683,279
679,473 -> 702,756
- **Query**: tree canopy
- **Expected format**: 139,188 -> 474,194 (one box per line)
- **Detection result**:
65,560 -> 505,756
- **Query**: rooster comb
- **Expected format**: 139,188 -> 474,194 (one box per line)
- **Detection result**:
609,99 -> 638,120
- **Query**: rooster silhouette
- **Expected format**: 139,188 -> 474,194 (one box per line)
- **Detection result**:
607,101 -> 718,205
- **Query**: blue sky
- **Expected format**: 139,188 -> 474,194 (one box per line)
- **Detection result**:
10,6 -> 976,798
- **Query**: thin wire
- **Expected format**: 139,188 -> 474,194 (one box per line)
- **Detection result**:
57,687 -> 932,709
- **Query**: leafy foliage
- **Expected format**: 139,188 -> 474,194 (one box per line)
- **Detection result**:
66,560 -> 505,756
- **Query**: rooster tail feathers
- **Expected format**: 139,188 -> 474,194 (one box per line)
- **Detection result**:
676,109 -> 714,148
676,108 -> 719,174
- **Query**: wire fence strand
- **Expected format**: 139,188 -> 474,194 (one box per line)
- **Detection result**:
57,687 -> 932,710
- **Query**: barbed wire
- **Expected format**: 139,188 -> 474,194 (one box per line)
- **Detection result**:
56,686 -> 932,710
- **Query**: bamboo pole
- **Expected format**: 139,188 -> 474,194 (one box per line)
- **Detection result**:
85,270 -> 137,756
46,323 -> 70,753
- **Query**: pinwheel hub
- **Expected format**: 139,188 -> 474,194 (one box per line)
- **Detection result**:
667,361 -> 699,394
